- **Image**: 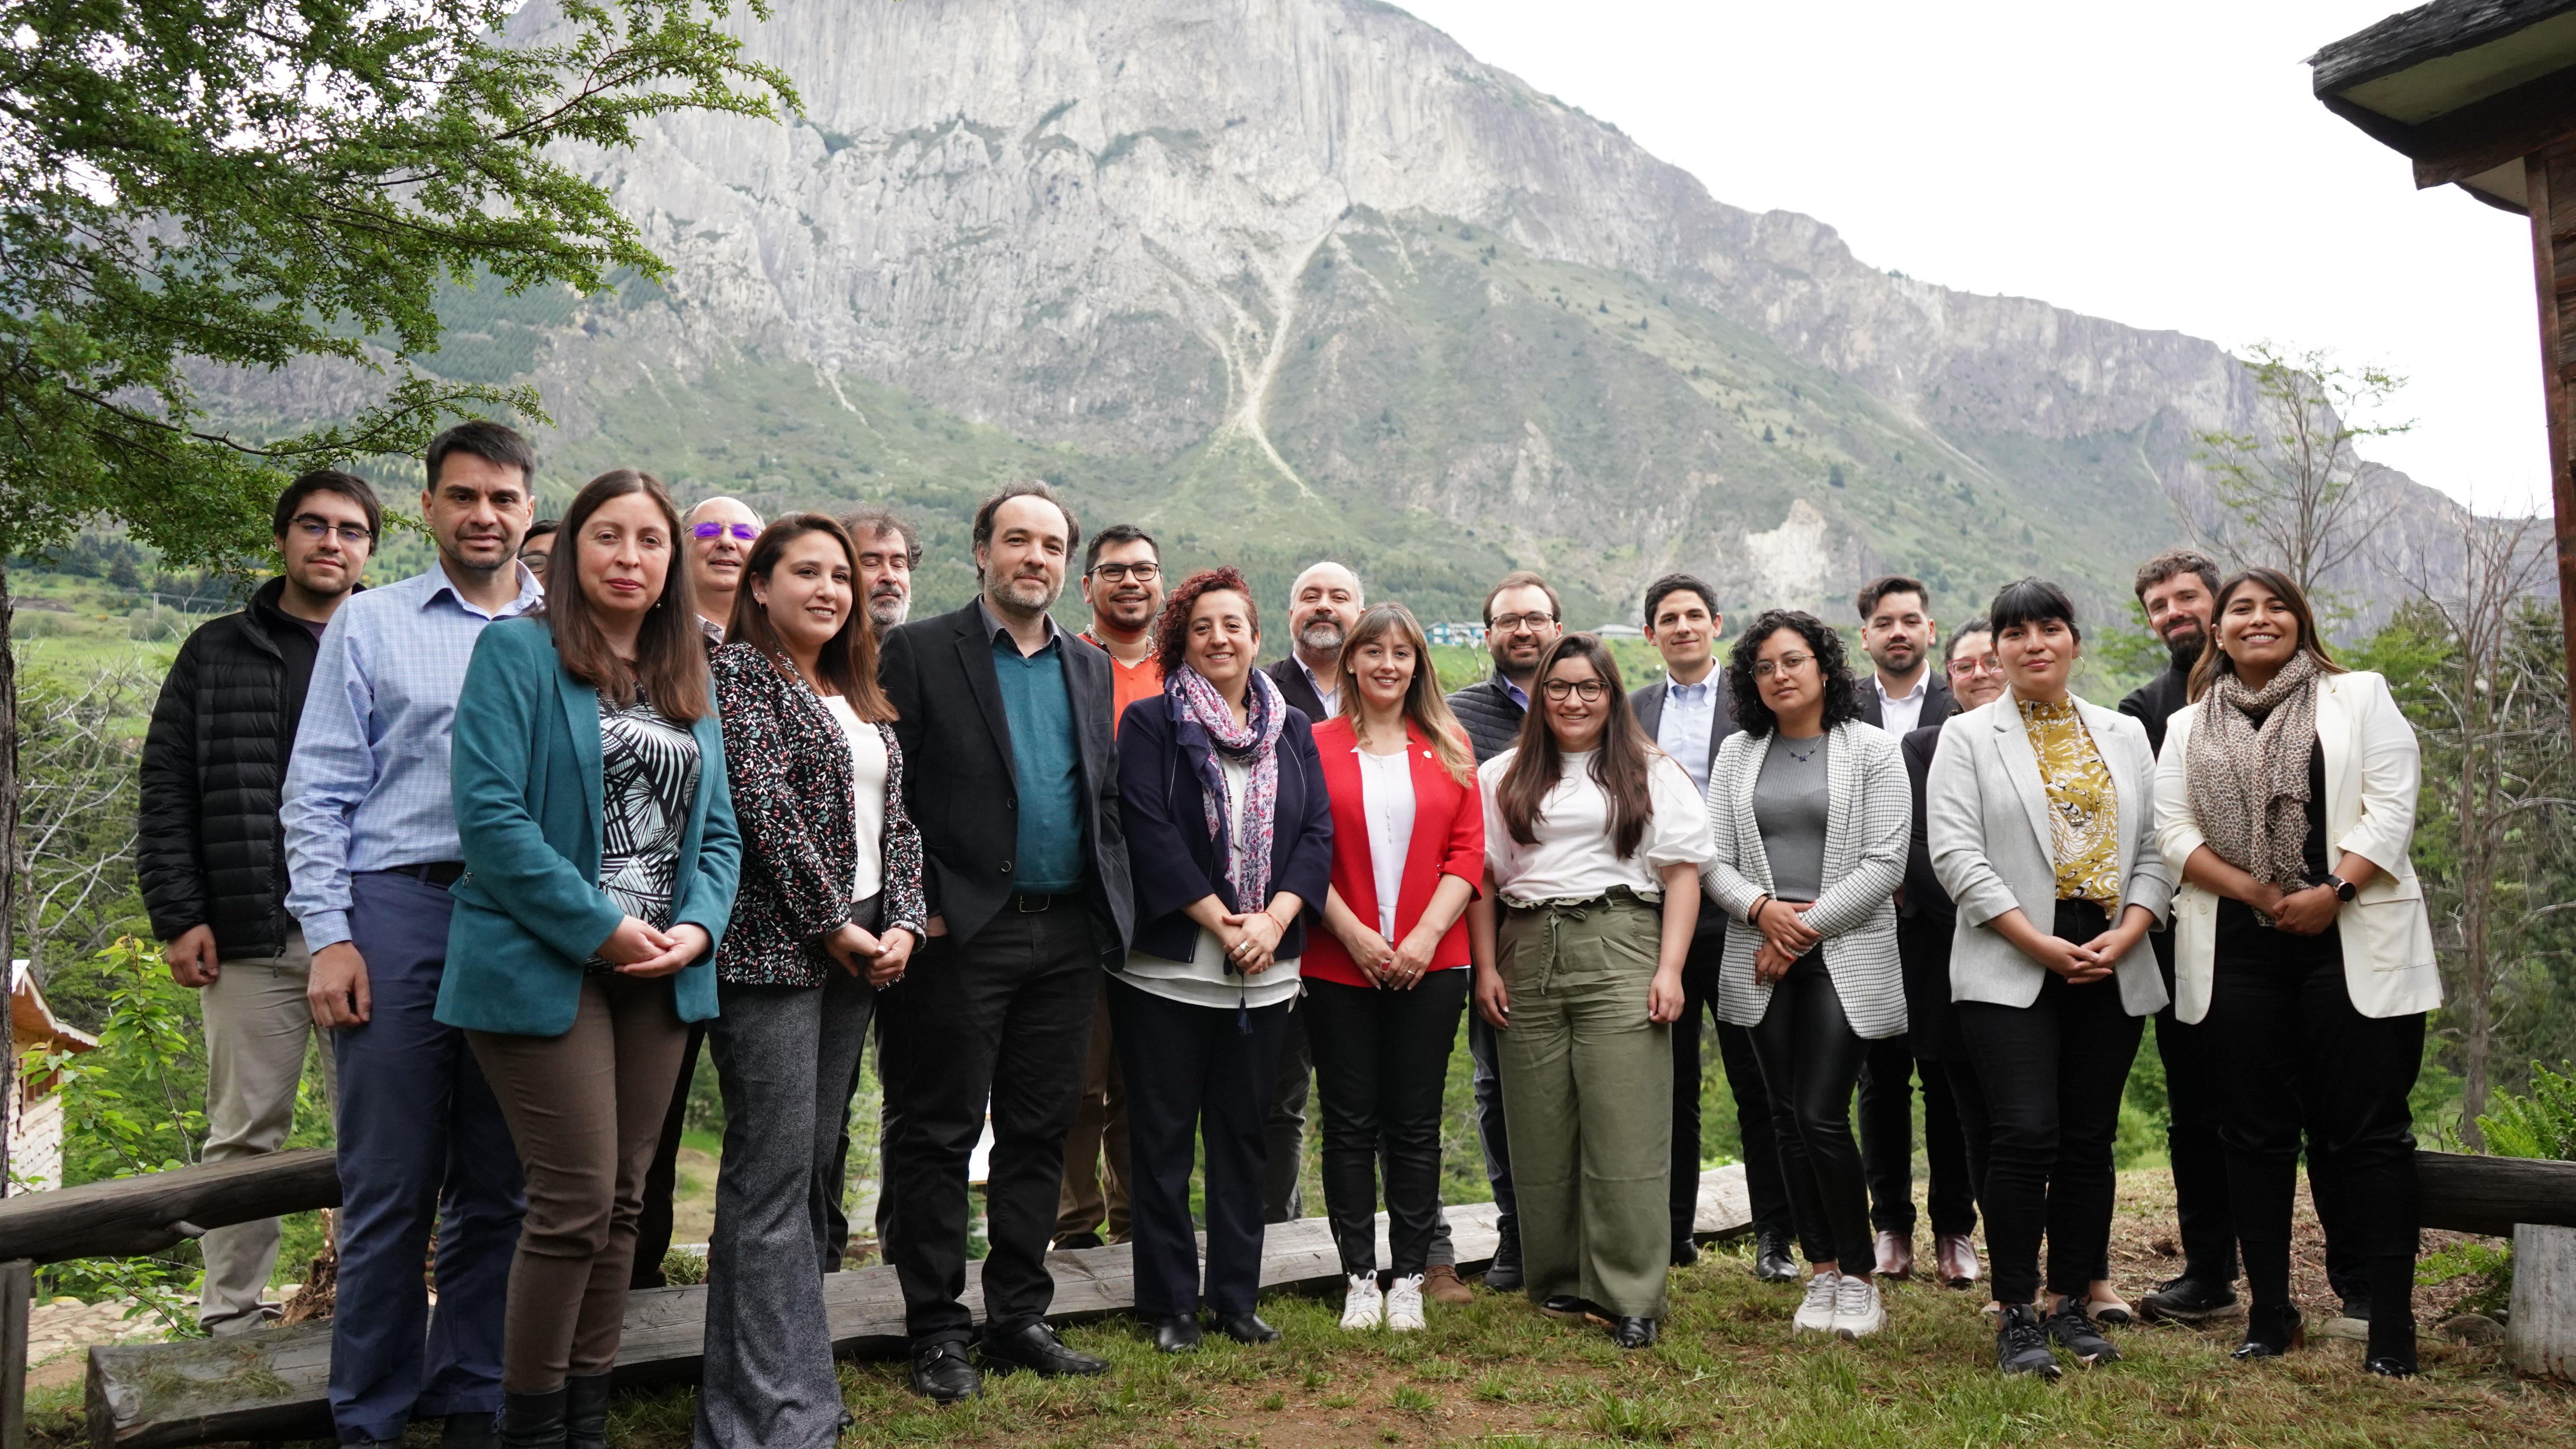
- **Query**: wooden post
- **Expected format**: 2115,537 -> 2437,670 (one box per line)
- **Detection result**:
2,1258 -> 32,1449
2508,1222 -> 2576,1381
2524,143 -> 2576,738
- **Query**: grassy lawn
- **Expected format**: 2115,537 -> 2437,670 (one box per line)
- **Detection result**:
579,1171 -> 2567,1449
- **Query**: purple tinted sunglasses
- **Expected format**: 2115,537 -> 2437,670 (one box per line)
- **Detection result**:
693,522 -> 759,542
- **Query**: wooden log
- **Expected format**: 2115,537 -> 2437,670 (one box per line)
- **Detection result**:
86,1167 -> 1753,1448
2507,1222 -> 2576,1382
0,1151 -> 340,1266
3,1259 -> 31,1449
2416,1151 -> 2576,1238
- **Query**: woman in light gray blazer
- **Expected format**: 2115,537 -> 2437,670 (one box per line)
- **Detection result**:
1700,611 -> 1908,1344
1927,579 -> 2169,1381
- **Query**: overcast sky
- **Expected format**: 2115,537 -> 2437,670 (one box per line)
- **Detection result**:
1394,0 -> 2543,515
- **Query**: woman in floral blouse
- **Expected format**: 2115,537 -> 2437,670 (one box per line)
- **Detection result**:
698,515 -> 926,1449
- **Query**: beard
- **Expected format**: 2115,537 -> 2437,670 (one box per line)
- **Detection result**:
2164,625 -> 2206,673
1299,617 -> 1346,654
867,586 -> 910,630
993,570 -> 1062,613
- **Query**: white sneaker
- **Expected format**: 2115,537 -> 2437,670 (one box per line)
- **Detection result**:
1385,1273 -> 1427,1331
1833,1272 -> 1886,1339
1341,1272 -> 1385,1329
1794,1271 -> 1841,1333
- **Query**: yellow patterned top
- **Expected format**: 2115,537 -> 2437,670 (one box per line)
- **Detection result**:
2017,696 -> 2121,910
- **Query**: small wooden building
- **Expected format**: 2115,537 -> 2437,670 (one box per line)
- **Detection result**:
8,959 -> 99,1193
2311,0 -> 2576,726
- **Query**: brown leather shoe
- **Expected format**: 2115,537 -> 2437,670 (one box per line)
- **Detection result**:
1873,1231 -> 1914,1281
1935,1233 -> 1980,1288
1422,1264 -> 1474,1306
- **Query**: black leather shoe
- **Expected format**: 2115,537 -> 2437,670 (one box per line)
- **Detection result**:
1152,1314 -> 1203,1353
562,1375 -> 611,1449
1753,1230 -> 1800,1283
2365,1355 -> 2417,1378
2231,1304 -> 2304,1361
1612,1316 -> 1658,1349
1484,1229 -> 1525,1293
495,1394 -> 563,1449
2139,1275 -> 2241,1323
1539,1294 -> 1595,1320
1671,1236 -> 1699,1267
979,1322 -> 1109,1377
908,1342 -> 981,1402
1210,1311 -> 1281,1344
1054,1231 -> 1105,1251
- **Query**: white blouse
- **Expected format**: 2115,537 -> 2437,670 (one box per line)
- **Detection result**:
1479,747 -> 1713,902
1124,754 -> 1302,1009
1354,746 -> 1417,937
822,695 -> 889,902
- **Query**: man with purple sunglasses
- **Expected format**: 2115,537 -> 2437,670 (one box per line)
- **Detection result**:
684,497 -> 764,643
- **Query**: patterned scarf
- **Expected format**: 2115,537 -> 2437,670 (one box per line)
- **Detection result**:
1170,664 -> 1285,912
2186,649 -> 2322,919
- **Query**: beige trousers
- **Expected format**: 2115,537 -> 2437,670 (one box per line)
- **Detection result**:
197,928 -> 337,1335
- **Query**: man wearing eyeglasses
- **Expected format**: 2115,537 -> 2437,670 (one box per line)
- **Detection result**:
683,497 -> 764,642
141,469 -> 380,1335
1442,570 -> 1564,1294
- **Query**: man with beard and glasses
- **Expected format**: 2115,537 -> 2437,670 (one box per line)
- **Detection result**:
1047,523 -> 1166,1254
877,482 -> 1133,1400
684,497 -> 764,643
1440,570 -> 1564,1293
844,505 -> 921,634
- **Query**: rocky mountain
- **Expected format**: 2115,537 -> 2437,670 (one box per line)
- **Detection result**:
217,0 -> 2471,630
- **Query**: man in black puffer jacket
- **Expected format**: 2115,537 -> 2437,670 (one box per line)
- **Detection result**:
138,470 -> 379,1335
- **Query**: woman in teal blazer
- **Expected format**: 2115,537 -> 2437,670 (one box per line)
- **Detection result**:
438,470 -> 738,1449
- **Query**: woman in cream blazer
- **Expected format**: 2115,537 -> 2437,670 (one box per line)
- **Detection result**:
1925,580 -> 2168,1379
2152,565 -> 2435,1376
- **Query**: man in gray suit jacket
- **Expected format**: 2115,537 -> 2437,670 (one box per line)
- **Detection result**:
1632,575 -> 1795,1281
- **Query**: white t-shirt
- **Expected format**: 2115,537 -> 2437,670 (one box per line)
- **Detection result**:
822,695 -> 889,902
1124,753 -> 1303,1009
1355,745 -> 1418,938
1479,747 -> 1714,902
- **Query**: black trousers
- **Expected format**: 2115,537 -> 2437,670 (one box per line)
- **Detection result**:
1941,1057 -> 1994,1206
1856,1034 -> 1978,1238
2149,928 -> 2241,1287
1264,1008 -> 1310,1222
884,906 -> 1101,1345
1669,929 -> 1791,1245
1109,976 -> 1291,1316
629,1019 -> 706,1288
1747,951 -> 1874,1272
1956,901 -> 2142,1306
2204,937 -> 2424,1312
1305,972 -> 1467,1279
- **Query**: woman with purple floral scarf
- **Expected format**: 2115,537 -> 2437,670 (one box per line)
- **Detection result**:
1114,566 -> 1334,1355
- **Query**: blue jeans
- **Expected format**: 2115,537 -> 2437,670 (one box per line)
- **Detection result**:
330,871 -> 526,1443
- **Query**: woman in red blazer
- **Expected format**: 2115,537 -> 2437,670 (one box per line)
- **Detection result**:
1306,603 -> 1485,1334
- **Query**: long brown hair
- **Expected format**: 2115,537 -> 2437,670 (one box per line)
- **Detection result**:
727,515 -> 896,721
2187,565 -> 2348,701
1335,603 -> 1474,785
1495,634 -> 1657,858
544,470 -> 709,723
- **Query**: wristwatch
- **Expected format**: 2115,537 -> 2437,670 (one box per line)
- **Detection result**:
2322,874 -> 2357,903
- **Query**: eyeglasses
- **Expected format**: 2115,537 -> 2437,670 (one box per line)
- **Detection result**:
290,516 -> 373,544
1491,611 -> 1558,633
1948,655 -> 2003,677
1541,679 -> 1606,702
692,522 -> 759,542
1750,652 -> 1814,679
1090,561 -> 1161,583
518,549 -> 550,576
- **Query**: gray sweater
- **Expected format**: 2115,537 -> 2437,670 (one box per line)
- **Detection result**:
1753,734 -> 1831,902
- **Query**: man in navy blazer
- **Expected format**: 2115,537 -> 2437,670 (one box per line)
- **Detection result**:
876,483 -> 1134,1401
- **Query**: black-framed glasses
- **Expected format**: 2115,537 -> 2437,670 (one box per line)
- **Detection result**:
692,521 -> 759,542
1541,679 -> 1606,702
1090,561 -> 1161,583
290,515 -> 373,544
1491,611 -> 1558,633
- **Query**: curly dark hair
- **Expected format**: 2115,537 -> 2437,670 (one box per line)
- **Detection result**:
1154,566 -> 1261,680
1726,609 -> 1861,738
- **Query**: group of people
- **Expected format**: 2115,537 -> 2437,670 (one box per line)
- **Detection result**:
134,418 -> 2440,1449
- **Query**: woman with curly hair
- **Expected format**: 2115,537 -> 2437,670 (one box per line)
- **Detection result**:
1698,609 -> 1910,1343
697,514 -> 927,1449
1115,567 -> 1334,1353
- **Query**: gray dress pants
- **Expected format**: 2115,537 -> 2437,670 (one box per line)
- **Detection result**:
696,935 -> 878,1449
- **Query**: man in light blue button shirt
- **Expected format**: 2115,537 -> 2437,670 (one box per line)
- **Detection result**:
283,421 -> 541,1449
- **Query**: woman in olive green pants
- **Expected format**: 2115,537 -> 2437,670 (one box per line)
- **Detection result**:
1467,635 -> 1712,1349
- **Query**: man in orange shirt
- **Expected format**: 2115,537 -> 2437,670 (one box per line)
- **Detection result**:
1054,523 -> 1167,1248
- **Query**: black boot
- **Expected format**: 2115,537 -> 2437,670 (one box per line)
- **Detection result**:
2364,1254 -> 2418,1377
499,1390 -> 568,1449
563,1374 -> 612,1449
2232,1303 -> 2303,1360
1485,1228 -> 1525,1294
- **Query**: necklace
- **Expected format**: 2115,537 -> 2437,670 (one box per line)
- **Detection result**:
1777,734 -> 1824,764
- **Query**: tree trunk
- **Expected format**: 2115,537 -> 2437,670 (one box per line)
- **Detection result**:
2457,681 -> 2495,1149
0,558 -> 18,1196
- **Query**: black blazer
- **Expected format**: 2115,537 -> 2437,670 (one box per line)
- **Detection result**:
878,600 -> 1134,954
1856,670 -> 1954,732
1263,656 -> 1328,725
1116,691 -> 1333,963
1628,674 -> 1741,782
1898,722 -> 1951,922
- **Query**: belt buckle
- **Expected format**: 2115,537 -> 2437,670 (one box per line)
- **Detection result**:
1018,892 -> 1052,913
